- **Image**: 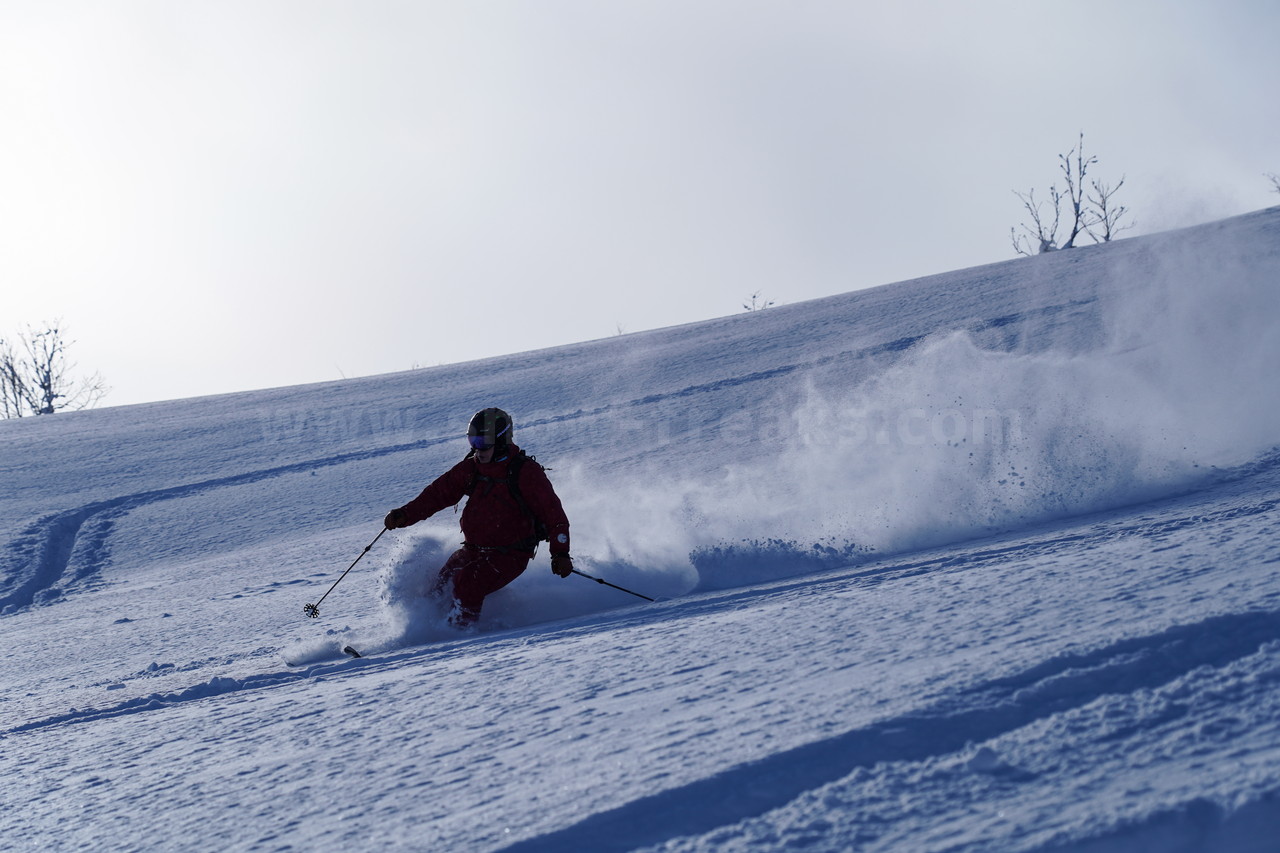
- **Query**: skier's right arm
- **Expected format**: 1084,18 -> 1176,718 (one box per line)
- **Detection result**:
385,460 -> 471,529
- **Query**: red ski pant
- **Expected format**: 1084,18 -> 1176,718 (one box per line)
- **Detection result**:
431,546 -> 531,626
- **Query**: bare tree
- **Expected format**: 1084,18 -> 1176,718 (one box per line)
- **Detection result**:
743,291 -> 775,312
1268,173 -> 1280,195
1012,133 -> 1133,256
0,322 -> 108,418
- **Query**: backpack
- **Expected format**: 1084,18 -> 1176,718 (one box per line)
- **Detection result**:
464,450 -> 549,550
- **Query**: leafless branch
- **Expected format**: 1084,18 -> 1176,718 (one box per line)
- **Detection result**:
1058,133 -> 1098,249
1087,176 -> 1134,243
1011,187 -> 1061,256
0,338 -> 24,419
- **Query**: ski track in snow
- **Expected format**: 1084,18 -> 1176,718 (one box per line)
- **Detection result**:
0,298 -> 1094,616
498,611 -> 1280,853
5,452 -> 1280,851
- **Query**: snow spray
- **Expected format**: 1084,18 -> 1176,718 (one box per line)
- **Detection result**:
559,218 -> 1280,592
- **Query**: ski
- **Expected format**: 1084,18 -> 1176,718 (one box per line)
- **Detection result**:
281,640 -> 365,667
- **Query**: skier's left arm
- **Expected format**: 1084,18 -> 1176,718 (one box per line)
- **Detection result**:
523,465 -> 570,555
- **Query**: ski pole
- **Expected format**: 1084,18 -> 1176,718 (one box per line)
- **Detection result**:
303,526 -> 388,619
570,568 -> 655,602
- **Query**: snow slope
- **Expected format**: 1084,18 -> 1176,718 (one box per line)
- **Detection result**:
2,207 -> 1279,851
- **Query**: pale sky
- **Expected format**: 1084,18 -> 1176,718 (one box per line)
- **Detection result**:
2,0 -> 1277,408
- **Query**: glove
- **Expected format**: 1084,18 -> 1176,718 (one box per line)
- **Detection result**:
551,554 -> 574,578
384,508 -> 409,530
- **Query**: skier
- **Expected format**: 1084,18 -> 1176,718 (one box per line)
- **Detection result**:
383,407 -> 573,627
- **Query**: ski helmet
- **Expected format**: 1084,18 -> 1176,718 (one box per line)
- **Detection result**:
467,407 -> 512,452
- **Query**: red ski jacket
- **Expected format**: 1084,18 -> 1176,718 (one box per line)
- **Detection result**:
396,444 -> 571,555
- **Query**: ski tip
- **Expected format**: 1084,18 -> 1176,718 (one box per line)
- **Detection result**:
342,645 -> 362,658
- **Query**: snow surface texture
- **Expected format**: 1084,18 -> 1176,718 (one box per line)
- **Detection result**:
2,208 -> 1279,851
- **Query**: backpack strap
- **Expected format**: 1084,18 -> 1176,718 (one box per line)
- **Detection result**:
462,451 -> 549,553
505,454 -> 548,543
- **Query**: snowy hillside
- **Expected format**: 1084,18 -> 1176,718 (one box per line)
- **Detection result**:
2,207 -> 1279,852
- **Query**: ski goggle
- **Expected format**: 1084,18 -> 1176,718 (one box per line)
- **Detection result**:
468,420 -> 511,451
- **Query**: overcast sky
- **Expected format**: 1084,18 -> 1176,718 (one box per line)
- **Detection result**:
2,0 -> 1277,409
